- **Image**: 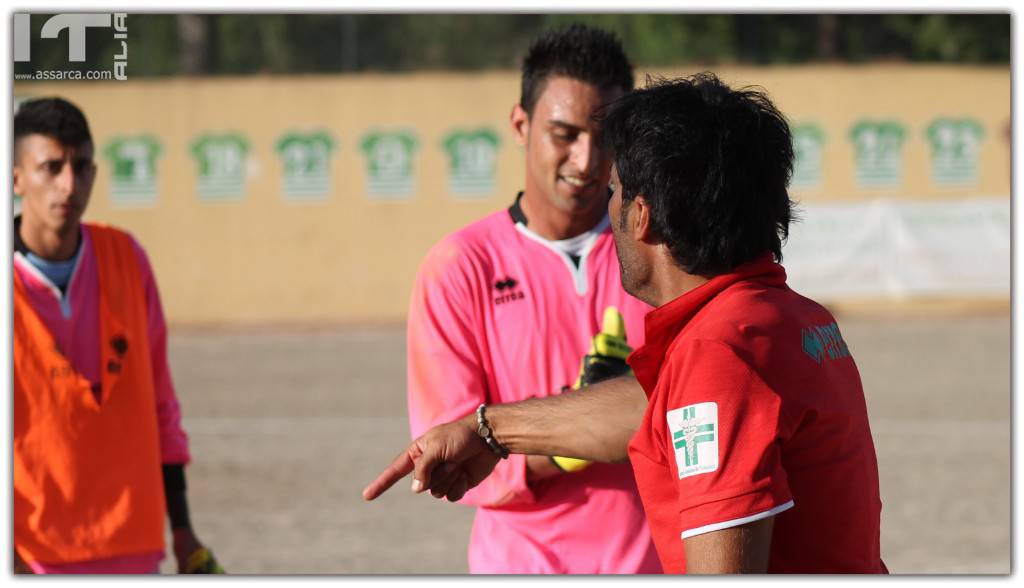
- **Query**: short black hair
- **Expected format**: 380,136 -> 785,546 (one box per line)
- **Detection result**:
601,73 -> 795,277
14,97 -> 92,148
520,23 -> 634,116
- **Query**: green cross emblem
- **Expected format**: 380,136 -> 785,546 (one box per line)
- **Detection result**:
672,406 -> 716,467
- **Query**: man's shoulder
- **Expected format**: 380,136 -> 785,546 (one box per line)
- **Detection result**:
83,220 -> 128,235
419,209 -> 514,274
442,208 -> 514,247
411,210 -> 516,292
82,222 -> 153,278
705,277 -> 827,326
670,284 -> 840,375
83,221 -> 140,249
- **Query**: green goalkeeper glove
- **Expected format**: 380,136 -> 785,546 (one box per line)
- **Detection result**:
573,306 -> 633,388
184,547 -> 225,574
552,306 -> 633,474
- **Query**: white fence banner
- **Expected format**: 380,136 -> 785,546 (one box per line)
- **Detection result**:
783,197 -> 1010,300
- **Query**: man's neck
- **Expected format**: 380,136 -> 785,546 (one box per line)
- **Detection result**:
519,190 -> 606,241
651,272 -> 710,307
18,217 -> 80,261
638,250 -> 711,308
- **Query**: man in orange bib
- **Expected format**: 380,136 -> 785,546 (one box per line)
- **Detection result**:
12,97 -> 222,574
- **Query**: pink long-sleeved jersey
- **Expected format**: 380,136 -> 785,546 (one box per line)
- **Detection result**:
407,202 -> 662,574
14,223 -> 190,574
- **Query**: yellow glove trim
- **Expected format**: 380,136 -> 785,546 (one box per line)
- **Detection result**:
593,306 -> 631,359
551,455 -> 592,473
574,306 -> 632,388
559,307 -> 631,473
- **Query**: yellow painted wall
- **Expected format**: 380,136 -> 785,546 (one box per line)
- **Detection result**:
14,65 -> 1010,325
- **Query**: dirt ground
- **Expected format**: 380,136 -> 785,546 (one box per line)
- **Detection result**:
158,314 -> 1011,575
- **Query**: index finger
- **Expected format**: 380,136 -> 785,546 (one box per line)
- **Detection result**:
362,448 -> 415,501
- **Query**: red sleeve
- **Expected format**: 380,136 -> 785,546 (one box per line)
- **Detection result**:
661,339 -> 792,538
406,238 -> 533,507
130,236 -> 191,465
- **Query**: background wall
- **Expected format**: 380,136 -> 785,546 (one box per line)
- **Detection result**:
14,64 -> 1010,325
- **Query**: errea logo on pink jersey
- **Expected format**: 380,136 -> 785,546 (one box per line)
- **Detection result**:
493,276 -> 525,305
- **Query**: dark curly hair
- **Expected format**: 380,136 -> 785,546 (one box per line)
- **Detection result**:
601,73 -> 795,277
520,23 -> 634,116
14,97 -> 92,148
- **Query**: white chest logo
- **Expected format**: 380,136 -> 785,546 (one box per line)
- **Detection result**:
667,402 -> 719,479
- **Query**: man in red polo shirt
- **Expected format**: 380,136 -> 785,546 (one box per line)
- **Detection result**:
365,73 -> 887,574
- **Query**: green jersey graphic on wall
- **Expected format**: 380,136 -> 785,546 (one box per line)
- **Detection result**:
441,128 -> 500,196
791,123 -> 825,189
926,117 -> 984,186
276,131 -> 336,200
849,120 -> 906,187
102,135 -> 162,205
359,130 -> 418,198
190,133 -> 250,200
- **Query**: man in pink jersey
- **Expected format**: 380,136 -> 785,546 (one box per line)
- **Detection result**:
12,98 -> 222,574
404,24 -> 661,573
367,74 -> 887,574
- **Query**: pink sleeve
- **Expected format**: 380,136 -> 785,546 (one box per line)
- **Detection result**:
406,239 -> 533,507
131,236 -> 191,465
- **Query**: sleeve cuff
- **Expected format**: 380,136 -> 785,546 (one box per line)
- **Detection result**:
681,499 -> 794,539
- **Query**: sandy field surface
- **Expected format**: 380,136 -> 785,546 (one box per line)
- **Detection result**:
158,314 -> 1011,575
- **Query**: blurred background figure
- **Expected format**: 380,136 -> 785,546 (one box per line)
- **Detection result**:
12,97 -> 222,574
11,13 -> 1010,573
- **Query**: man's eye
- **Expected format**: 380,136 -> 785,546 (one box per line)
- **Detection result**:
46,161 -> 64,175
73,160 -> 94,175
553,132 -> 576,143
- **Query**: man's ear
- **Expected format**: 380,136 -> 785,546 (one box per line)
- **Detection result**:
510,104 -> 530,147
12,140 -> 22,197
632,194 -> 654,242
13,165 -> 23,198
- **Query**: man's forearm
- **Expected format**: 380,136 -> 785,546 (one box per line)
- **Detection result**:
485,374 -> 648,463
163,464 -> 191,529
363,374 -> 648,502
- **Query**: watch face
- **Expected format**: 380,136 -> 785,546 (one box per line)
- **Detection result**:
478,425 -> 491,438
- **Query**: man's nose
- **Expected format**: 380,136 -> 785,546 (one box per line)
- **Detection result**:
56,161 -> 76,195
570,136 -> 600,176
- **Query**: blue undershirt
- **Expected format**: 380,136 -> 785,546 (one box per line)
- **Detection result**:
25,246 -> 82,318
25,249 -> 79,294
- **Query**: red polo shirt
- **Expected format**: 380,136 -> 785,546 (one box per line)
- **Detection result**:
626,253 -> 886,573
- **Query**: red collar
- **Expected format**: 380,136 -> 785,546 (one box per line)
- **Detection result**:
627,253 -> 787,395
